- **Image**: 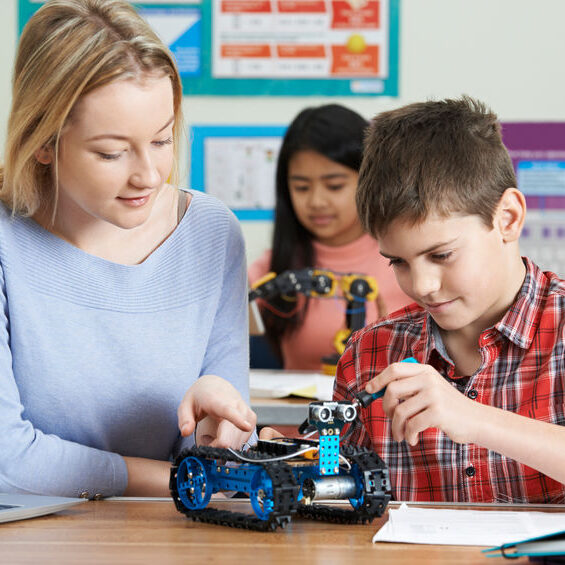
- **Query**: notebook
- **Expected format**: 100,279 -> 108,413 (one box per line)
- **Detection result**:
0,493 -> 86,524
483,529 -> 565,559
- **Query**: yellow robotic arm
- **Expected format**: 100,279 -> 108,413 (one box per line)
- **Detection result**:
250,270 -> 378,375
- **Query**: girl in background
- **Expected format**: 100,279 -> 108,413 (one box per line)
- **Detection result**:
249,104 -> 410,371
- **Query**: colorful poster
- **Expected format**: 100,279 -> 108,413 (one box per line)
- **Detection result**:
207,0 -> 398,95
502,123 -> 565,276
213,0 -> 388,82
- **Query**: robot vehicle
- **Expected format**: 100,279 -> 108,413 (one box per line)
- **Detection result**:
170,399 -> 391,531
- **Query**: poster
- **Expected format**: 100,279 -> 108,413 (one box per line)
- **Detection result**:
502,123 -> 565,276
18,1 -> 203,80
190,125 -> 286,220
138,6 -> 202,77
213,1 -> 390,86
206,0 -> 399,95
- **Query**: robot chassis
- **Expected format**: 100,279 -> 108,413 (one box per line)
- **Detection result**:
170,399 -> 391,531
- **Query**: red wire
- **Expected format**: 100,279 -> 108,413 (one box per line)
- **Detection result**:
257,299 -> 303,319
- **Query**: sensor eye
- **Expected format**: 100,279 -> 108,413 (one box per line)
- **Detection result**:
335,404 -> 357,422
311,405 -> 332,423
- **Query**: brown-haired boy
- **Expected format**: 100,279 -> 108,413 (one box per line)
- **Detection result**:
334,96 -> 565,503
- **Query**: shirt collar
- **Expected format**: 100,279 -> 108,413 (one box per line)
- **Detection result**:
409,310 -> 445,365
495,257 -> 548,349
412,314 -> 455,368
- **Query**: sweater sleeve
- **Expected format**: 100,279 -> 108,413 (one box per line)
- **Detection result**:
0,261 -> 128,498
200,211 -> 250,403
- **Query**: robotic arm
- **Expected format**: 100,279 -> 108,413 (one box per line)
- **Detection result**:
249,268 -> 336,302
249,269 -> 378,373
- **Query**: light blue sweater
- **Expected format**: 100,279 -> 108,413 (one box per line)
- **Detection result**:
0,190 -> 249,498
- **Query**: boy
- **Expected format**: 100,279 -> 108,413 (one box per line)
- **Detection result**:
334,96 -> 565,503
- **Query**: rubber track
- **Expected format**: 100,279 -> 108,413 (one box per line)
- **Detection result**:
296,444 -> 391,524
170,446 -> 300,531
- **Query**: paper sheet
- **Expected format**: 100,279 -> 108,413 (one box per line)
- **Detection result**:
373,503 -> 565,546
249,370 -> 334,400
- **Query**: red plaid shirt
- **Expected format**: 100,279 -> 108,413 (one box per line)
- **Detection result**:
334,257 -> 565,503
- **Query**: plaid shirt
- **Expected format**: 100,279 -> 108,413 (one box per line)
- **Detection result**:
334,257 -> 565,503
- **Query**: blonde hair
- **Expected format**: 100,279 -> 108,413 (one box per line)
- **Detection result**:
0,0 -> 183,216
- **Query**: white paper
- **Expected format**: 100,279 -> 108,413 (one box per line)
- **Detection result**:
250,370 -> 334,400
373,503 -> 565,546
204,137 -> 281,210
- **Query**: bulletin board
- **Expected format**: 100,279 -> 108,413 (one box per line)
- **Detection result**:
502,122 -> 565,276
190,125 -> 286,220
19,0 -> 399,97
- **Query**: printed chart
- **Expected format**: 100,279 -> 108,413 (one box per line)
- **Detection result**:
502,122 -> 565,276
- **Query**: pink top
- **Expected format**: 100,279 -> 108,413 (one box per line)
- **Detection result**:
248,234 -> 412,371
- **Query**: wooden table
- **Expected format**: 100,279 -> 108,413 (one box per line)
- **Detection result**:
0,498 -> 536,565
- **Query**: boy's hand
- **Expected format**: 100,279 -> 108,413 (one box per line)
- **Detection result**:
178,374 -> 257,448
259,426 -> 282,440
365,362 -> 478,445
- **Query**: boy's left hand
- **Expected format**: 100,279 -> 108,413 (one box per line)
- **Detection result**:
365,362 -> 479,445
258,426 -> 282,440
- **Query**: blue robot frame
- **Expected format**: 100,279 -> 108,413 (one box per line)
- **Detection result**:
170,400 -> 391,531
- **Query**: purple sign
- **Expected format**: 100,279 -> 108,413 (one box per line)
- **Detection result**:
501,122 -> 565,210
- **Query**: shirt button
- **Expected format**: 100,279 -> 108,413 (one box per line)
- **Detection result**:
468,389 -> 478,399
465,466 -> 476,478
79,491 -> 90,499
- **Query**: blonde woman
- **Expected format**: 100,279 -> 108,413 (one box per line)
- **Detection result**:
0,0 -> 255,498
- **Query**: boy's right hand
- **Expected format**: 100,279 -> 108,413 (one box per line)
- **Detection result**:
364,361 -> 480,446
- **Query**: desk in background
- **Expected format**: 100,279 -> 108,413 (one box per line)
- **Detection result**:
0,498 -> 539,565
251,396 -> 310,429
250,368 -> 334,432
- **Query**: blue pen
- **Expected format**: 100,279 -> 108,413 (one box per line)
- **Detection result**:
355,357 -> 419,408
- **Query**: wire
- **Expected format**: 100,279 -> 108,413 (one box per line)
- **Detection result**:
259,431 -> 317,442
338,455 -> 352,471
345,305 -> 366,315
339,419 -> 358,443
256,298 -> 303,319
227,446 -> 317,463
228,445 -> 352,471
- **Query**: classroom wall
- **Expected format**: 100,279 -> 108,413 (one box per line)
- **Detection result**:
2,0 -> 565,265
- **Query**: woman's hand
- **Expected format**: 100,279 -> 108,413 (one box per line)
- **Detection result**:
178,374 -> 256,449
195,415 -> 255,449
